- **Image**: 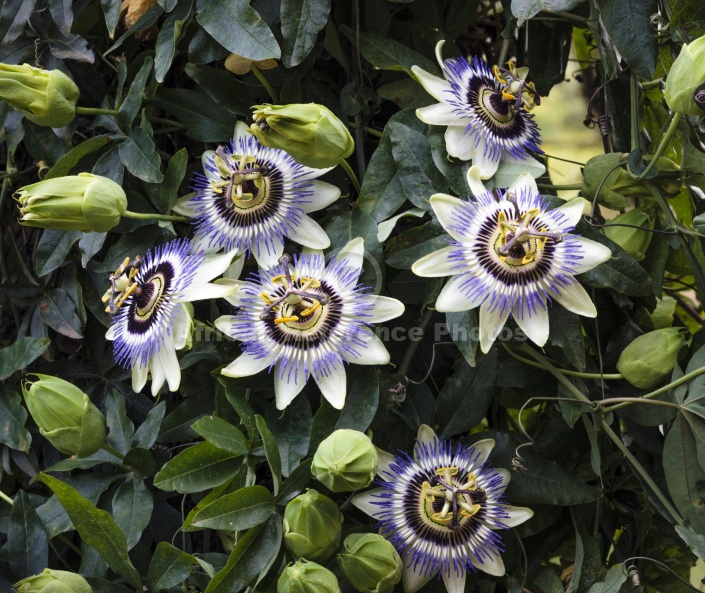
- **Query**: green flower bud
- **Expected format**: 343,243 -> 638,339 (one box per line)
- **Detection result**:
277,560 -> 340,593
648,295 -> 677,330
617,328 -> 690,389
15,569 -> 93,593
337,533 -> 402,593
311,429 -> 377,493
16,173 -> 127,232
665,35 -> 705,116
603,208 -> 653,261
250,103 -> 354,168
283,489 -> 343,563
22,374 -> 107,457
0,63 -> 79,127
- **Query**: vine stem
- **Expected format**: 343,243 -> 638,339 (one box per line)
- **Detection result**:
74,106 -> 120,116
536,183 -> 583,191
101,444 -> 126,461
632,112 -> 682,180
338,158 -> 361,194
398,308 -> 435,380
503,344 -> 623,380
123,210 -> 189,223
250,64 -> 278,103
0,490 -> 13,506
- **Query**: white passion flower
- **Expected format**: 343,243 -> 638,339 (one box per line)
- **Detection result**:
352,425 -> 533,593
174,123 -> 341,268
412,170 -> 612,353
105,239 -> 235,396
215,238 -> 404,410
412,41 -> 543,180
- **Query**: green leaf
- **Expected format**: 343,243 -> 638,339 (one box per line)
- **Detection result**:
118,127 -> 164,183
585,565 -> 628,593
123,448 -> 156,477
204,518 -> 279,593
105,389 -> 134,455
0,388 -> 31,451
0,337 -> 49,381
101,0 -> 121,37
154,0 -> 193,83
191,416 -> 250,455
385,221 -> 447,269
39,288 -> 83,339
525,19 -> 573,96
335,367 -> 379,433
222,379 -> 257,439
37,474 -> 142,590
276,458 -> 313,505
36,230 -> 81,277
445,311 -> 478,368
8,490 -> 48,579
567,507 -> 601,593
153,442 -> 242,493
184,63 -> 253,115
147,542 -> 198,591
511,0 -> 587,26
117,57 -> 154,130
339,25 -> 436,75
378,79 -> 434,110
195,0 -> 280,61
256,415 -> 282,495
675,524 -> 705,561
190,485 -> 275,530
596,0 -> 658,79
112,476 -> 153,550
280,0 -> 330,67
265,397 -> 311,477
132,401 -> 166,450
44,136 -> 113,179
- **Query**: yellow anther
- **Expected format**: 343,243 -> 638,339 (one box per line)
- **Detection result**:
521,253 -> 536,265
493,65 -> 507,84
275,315 -> 299,324
422,481 -> 436,502
459,502 -> 482,518
435,466 -> 458,477
506,60 -> 517,71
431,511 -> 453,523
521,208 -> 540,222
272,273 -> 296,285
502,90 -> 516,101
300,300 -> 321,317
259,292 -> 273,304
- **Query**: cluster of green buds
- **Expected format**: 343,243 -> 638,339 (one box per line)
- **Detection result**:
582,154 -> 681,209
311,429 -> 378,493
278,560 -> 340,593
15,569 -> 93,593
0,63 -> 79,128
337,534 -> 402,593
283,489 -> 343,564
665,34 -> 705,115
603,208 -> 654,261
22,374 -> 106,457
15,173 -> 127,232
617,328 -> 690,389
251,103 -> 354,168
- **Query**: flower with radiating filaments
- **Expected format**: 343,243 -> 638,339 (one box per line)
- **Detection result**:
215,238 -> 404,410
352,425 -> 533,593
412,41 -> 543,180
413,169 -> 612,353
105,239 -> 235,396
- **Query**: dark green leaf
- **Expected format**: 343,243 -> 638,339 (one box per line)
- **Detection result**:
266,396 -> 311,477
155,0 -> 193,83
39,288 -> 83,339
123,448 -> 157,477
44,136 -> 112,179
36,230 -> 81,277
112,476 -> 153,550
280,0 -> 330,67
117,57 -> 154,130
190,485 -> 275,530
101,0 -> 121,37
8,490 -> 48,579
191,416 -> 250,455
378,79 -> 434,110
118,127 -> 164,183
526,20 -> 573,96
276,459 -> 312,505
184,63 -> 253,115
37,474 -> 142,590
0,337 -> 50,380
0,388 -> 31,451
585,565 -> 628,593
445,311 -> 478,368
256,414 -> 282,494
132,401 -> 166,450
79,232 -> 107,267
222,379 -> 257,439
105,389 -> 134,455
385,221 -> 447,269
511,0 -> 586,26
147,542 -> 198,591
335,367 -> 379,433
195,0 -> 280,61
567,507 -> 601,593
675,525 -> 705,561
153,442 -> 242,493
548,305 -> 586,371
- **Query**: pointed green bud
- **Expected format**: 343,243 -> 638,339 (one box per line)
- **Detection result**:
250,103 -> 354,168
22,374 -> 107,457
665,35 -> 705,116
15,569 -> 93,593
337,533 -> 402,593
15,173 -> 127,232
283,489 -> 343,563
0,63 -> 79,127
617,328 -> 690,389
603,208 -> 653,261
277,560 -> 340,593
311,429 -> 377,493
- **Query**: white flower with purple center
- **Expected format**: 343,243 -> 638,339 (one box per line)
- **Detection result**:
352,425 -> 533,593
412,41 -> 543,180
412,170 -> 612,353
214,238 -> 404,410
174,123 -> 340,268
105,239 -> 235,396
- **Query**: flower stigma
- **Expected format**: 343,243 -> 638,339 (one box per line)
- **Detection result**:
210,146 -> 271,209
102,256 -> 143,315
421,466 -> 487,531
492,61 -> 540,112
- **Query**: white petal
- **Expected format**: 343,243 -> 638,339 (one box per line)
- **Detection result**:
416,102 -> 463,126
315,364 -> 347,410
191,250 -> 236,285
177,282 -> 236,302
513,303 -> 549,347
214,314 -> 237,336
217,282 -> 251,308
105,324 -> 117,341
274,363 -> 308,409
403,565 -> 434,593
286,215 -> 331,249
303,180 -> 341,213
253,234 -> 285,269
466,166 -> 487,196
442,571 -> 466,593
222,352 -> 275,378
555,198 -> 586,227
376,448 -> 395,477
554,281 -> 597,318
413,424 -> 438,460
336,237 -> 365,273
435,274 -> 486,312
497,505 -> 533,528
156,341 -> 181,393
471,438 -> 495,466
411,65 -> 451,103
494,468 -> 511,490
351,488 -> 386,517
479,302 -> 510,354
172,193 -> 197,217
150,355 -> 166,397
412,247 -> 460,278
508,172 -> 538,196
233,120 -> 251,144
469,136 -> 501,179
224,254 -> 245,280
360,295 -> 405,323
201,150 -> 220,182
429,193 -> 465,241
571,237 -> 612,274
132,362 -> 148,393
190,234 -> 222,255
476,554 -> 505,577
444,126 -> 477,161
172,305 -> 192,350
434,40 -> 446,70
343,332 -> 390,365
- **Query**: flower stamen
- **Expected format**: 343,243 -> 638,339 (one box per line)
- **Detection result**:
493,61 -> 541,111
420,466 -> 486,531
102,255 -> 142,315
210,146 -> 270,208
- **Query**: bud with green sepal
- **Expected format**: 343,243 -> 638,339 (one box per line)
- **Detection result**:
283,489 -> 343,564
617,328 -> 690,389
22,374 -> 107,457
603,208 -> 654,262
277,560 -> 340,593
15,569 -> 93,593
311,429 -> 377,493
337,533 -> 402,593
0,63 -> 79,127
665,35 -> 705,116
